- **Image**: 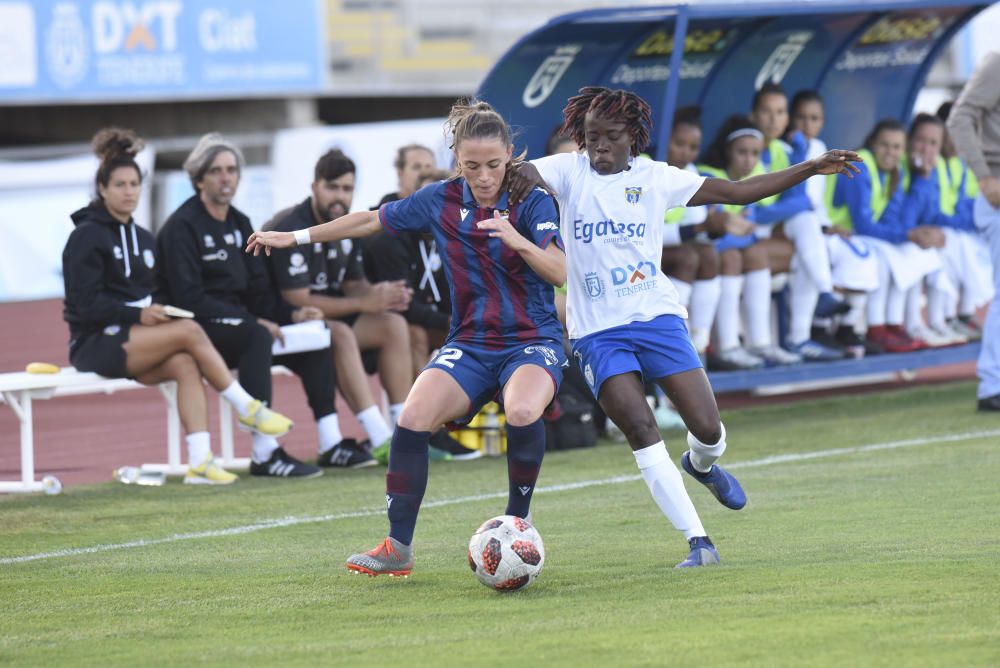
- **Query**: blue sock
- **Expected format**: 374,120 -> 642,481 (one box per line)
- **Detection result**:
505,420 -> 546,518
385,426 -> 430,546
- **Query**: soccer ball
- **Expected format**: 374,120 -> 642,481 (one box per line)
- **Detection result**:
467,514 -> 545,591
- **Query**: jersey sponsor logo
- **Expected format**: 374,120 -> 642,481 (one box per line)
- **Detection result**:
610,261 -> 658,296
522,44 -> 581,109
201,249 -> 229,262
536,221 -> 558,231
203,234 -> 215,248
311,271 -> 328,291
625,186 -> 643,205
524,345 -> 559,366
584,271 -> 605,300
142,249 -> 155,268
287,251 -> 308,276
223,233 -> 235,245
573,219 -> 647,244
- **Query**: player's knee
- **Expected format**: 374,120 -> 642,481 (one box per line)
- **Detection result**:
619,410 -> 659,446
166,351 -> 199,378
327,320 -> 355,345
178,319 -> 208,346
504,401 -> 543,427
397,404 -> 435,432
695,245 -> 720,279
689,420 -> 722,446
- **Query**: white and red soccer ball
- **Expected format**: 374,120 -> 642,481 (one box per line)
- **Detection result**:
468,514 -> 545,591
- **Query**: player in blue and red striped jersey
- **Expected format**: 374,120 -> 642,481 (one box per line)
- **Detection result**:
246,99 -> 567,578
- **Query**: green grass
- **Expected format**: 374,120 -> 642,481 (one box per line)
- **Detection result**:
2,381 -> 999,667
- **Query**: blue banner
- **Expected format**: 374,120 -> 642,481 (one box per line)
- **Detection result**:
0,0 -> 324,103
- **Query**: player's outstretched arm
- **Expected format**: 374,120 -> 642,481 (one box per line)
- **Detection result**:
246,211 -> 381,256
688,150 -> 861,207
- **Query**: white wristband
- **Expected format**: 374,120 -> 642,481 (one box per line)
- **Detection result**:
293,229 -> 311,245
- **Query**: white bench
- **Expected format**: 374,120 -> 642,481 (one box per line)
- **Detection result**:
0,366 -> 293,494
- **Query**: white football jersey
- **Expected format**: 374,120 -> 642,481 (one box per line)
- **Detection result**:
532,152 -> 705,339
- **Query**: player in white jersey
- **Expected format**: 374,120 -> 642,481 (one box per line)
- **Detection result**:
517,87 -> 860,568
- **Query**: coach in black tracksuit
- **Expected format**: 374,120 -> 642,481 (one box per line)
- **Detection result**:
156,133 -> 335,477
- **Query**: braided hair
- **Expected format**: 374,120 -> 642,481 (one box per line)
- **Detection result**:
559,86 -> 653,157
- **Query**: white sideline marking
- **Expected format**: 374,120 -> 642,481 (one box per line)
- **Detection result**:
3,429 -> 998,566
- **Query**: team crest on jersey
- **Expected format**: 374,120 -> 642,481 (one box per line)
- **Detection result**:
625,186 -> 643,205
524,345 -> 559,367
143,249 -> 155,268
203,234 -> 215,248
584,272 -> 605,300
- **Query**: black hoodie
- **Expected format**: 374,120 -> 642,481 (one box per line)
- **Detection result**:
156,195 -> 293,325
62,201 -> 158,340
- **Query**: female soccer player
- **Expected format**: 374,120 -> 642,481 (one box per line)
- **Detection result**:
246,100 -> 567,577
62,128 -> 293,485
520,87 -> 859,567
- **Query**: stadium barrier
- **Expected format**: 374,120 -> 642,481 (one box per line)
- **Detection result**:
0,365 -> 293,495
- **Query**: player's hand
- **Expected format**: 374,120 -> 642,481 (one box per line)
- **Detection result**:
980,175 -> 1000,208
908,225 -> 945,249
257,318 -> 284,345
292,306 -> 324,323
362,281 -> 412,313
824,225 -> 852,238
478,211 -> 529,252
508,162 -> 557,204
811,150 -> 862,177
139,304 -> 170,326
246,230 -> 296,256
722,213 -> 755,237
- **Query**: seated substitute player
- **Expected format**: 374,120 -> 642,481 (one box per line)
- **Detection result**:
263,149 -> 414,464
514,86 -> 860,567
63,128 -> 292,485
247,99 -> 568,578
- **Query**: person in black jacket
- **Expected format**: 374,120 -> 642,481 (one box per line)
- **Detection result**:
63,128 -> 294,485
157,133 -> 373,476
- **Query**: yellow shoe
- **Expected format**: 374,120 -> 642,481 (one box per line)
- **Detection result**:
238,400 -> 293,437
184,458 -> 238,486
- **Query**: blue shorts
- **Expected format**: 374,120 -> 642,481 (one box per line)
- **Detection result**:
715,232 -> 757,253
425,339 -> 567,425
571,314 -> 702,398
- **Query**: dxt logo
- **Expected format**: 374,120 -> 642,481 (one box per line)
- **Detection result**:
93,1 -> 181,53
610,261 -> 657,286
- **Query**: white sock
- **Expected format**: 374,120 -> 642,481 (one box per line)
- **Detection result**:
867,260 -> 892,326
186,431 -> 212,466
689,277 -> 721,349
716,275 -> 744,351
904,283 -> 924,331
316,413 -> 343,454
787,263 -> 820,345
251,433 -> 280,463
388,403 -> 405,427
742,269 -> 773,348
633,441 -> 706,540
357,405 -> 392,446
927,284 -> 948,330
886,283 -> 907,326
841,292 -> 867,328
220,381 -> 255,417
783,211 -> 834,292
687,423 -> 727,472
672,279 -> 693,308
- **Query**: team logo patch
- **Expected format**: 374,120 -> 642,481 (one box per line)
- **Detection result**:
223,233 -> 235,245
625,186 -> 643,205
584,363 -> 595,389
584,272 -> 605,300
103,325 -> 121,336
143,249 -> 155,269
288,252 -> 308,276
524,345 -> 559,367
522,44 -> 581,109
113,245 -> 123,260
203,234 -> 215,248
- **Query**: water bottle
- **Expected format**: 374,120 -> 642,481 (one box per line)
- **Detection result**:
113,466 -> 166,486
483,405 -> 502,457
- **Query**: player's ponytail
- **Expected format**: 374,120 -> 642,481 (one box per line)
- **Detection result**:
446,97 -> 525,174
92,127 -> 144,201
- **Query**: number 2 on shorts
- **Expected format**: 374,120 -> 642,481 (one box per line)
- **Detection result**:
435,347 -> 463,369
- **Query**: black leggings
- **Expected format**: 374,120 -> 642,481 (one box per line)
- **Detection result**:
200,318 -> 336,420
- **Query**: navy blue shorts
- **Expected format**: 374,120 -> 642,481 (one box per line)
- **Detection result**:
715,232 -> 757,253
425,339 -> 567,425
571,314 -> 702,398
69,324 -> 133,379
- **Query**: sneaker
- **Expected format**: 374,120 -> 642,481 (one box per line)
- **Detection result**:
908,323 -> 957,348
786,339 -> 844,362
675,536 -> 720,568
888,325 -> 927,351
681,451 -> 747,510
749,344 -> 803,366
317,439 -> 377,469
370,439 -> 390,466
811,326 -> 849,353
834,325 -> 880,357
867,325 -> 921,353
237,400 -> 293,438
709,347 -> 764,371
184,457 -> 238,485
814,292 -> 851,318
249,447 -> 323,478
430,430 -> 483,461
927,323 -> 968,346
955,315 -> 983,341
346,537 -> 413,577
978,393 -> 1000,411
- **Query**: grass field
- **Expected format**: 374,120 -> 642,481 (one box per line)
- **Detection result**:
2,381 -> 998,667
